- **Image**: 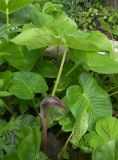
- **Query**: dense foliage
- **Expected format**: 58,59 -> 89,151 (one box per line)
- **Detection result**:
36,0 -> 118,38
0,0 -> 118,160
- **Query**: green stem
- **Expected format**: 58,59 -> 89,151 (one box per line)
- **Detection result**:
107,86 -> 118,92
65,64 -> 79,77
6,9 -> 9,26
4,103 -> 13,115
51,47 -> 68,97
40,48 -> 67,153
58,128 -> 74,160
45,47 -> 67,120
110,91 -> 118,96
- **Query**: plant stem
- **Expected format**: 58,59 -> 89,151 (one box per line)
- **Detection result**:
110,91 -> 118,96
40,47 -> 67,154
65,64 -> 79,77
45,47 -> 67,120
107,86 -> 118,92
6,9 -> 9,26
51,47 -> 68,97
58,128 -> 74,160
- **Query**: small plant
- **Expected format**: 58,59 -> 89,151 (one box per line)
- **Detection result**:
0,1 -> 118,160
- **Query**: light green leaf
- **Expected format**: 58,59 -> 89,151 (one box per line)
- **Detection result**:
70,50 -> 118,74
65,31 -> 112,52
0,0 -> 32,14
71,109 -> 88,147
8,72 -> 48,99
84,117 -> 118,149
11,10 -> 112,52
66,73 -> 112,130
96,117 -> 118,141
0,91 -> 11,97
11,27 -> 64,50
11,28 -> 112,52
92,140 -> 118,160
84,131 -> 104,149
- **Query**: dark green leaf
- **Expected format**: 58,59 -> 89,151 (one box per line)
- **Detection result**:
37,60 -> 58,78
8,72 -> 48,99
4,45 -> 41,71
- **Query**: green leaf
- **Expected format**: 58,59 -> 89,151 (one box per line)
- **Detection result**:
29,5 -> 54,28
84,117 -> 118,149
0,71 -> 12,90
0,91 -> 11,97
70,50 -> 118,74
38,152 -> 48,160
17,126 -> 41,160
0,99 -> 7,108
96,117 -> 118,141
65,31 -> 112,52
92,140 -> 118,160
36,60 -> 58,78
11,10 -> 112,52
0,79 -> 4,89
11,27 -> 64,50
11,28 -> 112,52
3,45 -> 40,71
71,109 -> 88,147
0,0 -> 32,14
84,131 -> 104,149
3,153 -> 20,160
66,73 -> 112,130
59,113 -> 75,132
8,72 -> 48,99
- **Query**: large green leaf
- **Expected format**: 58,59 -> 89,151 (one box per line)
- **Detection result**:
0,0 -> 32,14
66,73 -> 112,130
11,27 -> 112,52
11,10 -> 112,52
65,31 -> 112,52
8,72 -> 48,99
92,140 -> 118,160
70,50 -> 118,74
11,27 -> 64,50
